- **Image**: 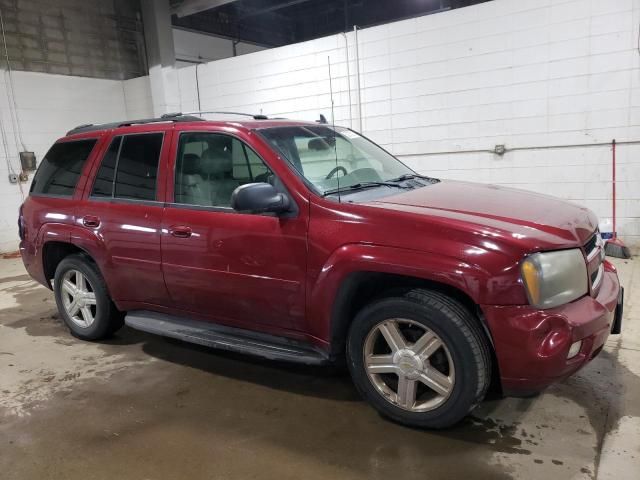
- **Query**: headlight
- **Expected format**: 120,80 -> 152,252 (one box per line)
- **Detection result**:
521,249 -> 588,309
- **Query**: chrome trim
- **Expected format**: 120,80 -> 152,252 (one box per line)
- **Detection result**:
88,197 -> 165,207
586,233 -> 605,262
592,264 -> 604,290
587,245 -> 601,262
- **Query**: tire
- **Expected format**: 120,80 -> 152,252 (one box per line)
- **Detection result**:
53,253 -> 124,340
346,289 -> 491,429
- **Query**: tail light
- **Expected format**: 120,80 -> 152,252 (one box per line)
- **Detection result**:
18,204 -> 25,240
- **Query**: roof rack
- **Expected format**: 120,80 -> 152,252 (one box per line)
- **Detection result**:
182,110 -> 269,120
66,113 -> 205,136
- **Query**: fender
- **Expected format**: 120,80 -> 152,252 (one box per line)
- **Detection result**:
306,243 -> 524,344
68,222 -> 108,264
68,224 -> 121,297
26,222 -> 75,287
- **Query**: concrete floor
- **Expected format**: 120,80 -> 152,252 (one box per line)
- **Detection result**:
0,257 -> 638,480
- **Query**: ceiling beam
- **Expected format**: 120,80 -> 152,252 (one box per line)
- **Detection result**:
239,0 -> 316,19
171,0 -> 239,18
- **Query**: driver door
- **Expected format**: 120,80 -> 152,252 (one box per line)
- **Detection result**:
160,130 -> 308,334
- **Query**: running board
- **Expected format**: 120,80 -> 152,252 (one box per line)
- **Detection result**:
125,311 -> 330,365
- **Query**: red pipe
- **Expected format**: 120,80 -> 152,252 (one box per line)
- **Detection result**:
612,139 -> 617,239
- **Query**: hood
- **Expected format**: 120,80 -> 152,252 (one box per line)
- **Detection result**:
366,180 -> 597,248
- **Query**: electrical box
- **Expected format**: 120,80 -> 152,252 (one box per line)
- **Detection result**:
8,173 -> 18,184
19,172 -> 29,182
494,145 -> 506,156
19,151 -> 36,171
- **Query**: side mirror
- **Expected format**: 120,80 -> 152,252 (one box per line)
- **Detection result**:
231,182 -> 291,214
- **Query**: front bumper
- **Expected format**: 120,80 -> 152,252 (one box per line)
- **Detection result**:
482,262 -> 621,396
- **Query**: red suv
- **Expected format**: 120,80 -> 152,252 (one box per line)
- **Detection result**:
19,113 -> 623,428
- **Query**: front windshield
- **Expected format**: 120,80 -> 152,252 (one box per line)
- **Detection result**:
259,125 -> 415,195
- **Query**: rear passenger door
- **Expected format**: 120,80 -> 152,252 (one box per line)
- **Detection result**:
73,130 -> 171,307
161,130 -> 308,334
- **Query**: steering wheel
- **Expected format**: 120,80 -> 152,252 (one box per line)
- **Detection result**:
325,166 -> 348,179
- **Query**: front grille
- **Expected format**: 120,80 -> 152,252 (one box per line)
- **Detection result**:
584,233 -> 598,258
584,230 -> 604,291
591,264 -> 604,290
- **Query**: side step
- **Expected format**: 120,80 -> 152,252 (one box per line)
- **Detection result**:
125,311 -> 330,366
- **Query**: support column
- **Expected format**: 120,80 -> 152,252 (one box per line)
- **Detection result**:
141,0 -> 180,116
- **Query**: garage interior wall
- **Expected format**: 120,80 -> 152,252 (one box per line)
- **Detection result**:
0,72 -> 153,253
0,0 -> 146,79
174,0 -> 640,250
0,0 -> 639,253
173,28 -> 266,68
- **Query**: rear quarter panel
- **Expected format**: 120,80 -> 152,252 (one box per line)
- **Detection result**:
20,132 -> 108,286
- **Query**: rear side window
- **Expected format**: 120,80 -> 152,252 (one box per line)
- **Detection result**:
30,139 -> 97,196
91,137 -> 121,197
90,133 -> 163,201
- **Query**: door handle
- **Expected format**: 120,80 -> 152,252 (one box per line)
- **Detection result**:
82,215 -> 100,228
169,225 -> 192,238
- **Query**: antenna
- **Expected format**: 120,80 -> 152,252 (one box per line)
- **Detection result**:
328,55 -> 341,203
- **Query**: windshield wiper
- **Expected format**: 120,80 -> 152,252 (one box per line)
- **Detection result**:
388,173 -> 435,182
323,181 -> 410,197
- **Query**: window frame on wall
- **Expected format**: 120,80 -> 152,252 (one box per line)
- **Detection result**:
88,132 -> 165,204
169,131 -> 277,213
29,138 -> 99,198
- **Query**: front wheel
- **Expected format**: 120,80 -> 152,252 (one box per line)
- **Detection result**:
347,289 -> 491,429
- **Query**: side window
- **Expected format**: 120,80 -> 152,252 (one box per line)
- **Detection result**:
90,133 -> 163,201
174,132 -> 273,208
115,134 -> 163,200
91,136 -> 121,197
30,139 -> 97,196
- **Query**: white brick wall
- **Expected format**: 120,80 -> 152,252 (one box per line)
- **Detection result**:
123,76 -> 154,120
174,0 -> 640,249
0,71 -> 152,253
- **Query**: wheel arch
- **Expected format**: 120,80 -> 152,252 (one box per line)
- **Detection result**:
329,271 -> 491,355
42,241 -> 86,283
328,269 -> 502,392
41,240 -> 106,294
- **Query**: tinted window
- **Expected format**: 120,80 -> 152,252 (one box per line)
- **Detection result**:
175,133 -> 273,207
91,136 -> 121,198
87,133 -> 163,201
30,139 -> 97,196
114,133 -> 163,201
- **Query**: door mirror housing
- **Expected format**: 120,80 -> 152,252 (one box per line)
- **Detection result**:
231,182 -> 291,214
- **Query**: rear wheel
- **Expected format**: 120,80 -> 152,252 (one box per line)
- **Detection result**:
347,289 -> 491,429
54,254 -> 123,340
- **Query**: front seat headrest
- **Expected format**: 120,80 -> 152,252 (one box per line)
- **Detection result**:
201,148 -> 232,177
181,153 -> 201,174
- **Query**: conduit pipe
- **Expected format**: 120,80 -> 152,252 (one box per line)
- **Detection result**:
353,25 -> 363,131
340,32 -> 353,129
0,9 -> 26,152
395,139 -> 640,157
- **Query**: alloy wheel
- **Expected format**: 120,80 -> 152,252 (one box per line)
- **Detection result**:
363,318 -> 455,412
60,269 -> 97,328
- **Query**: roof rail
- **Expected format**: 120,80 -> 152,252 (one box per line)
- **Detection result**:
183,110 -> 269,120
66,113 -> 205,136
